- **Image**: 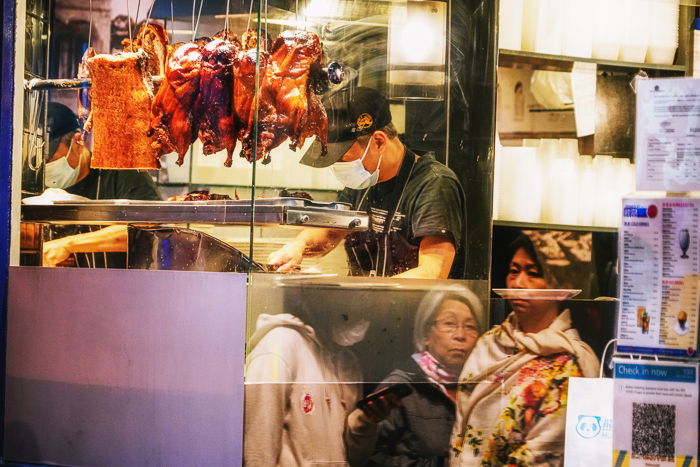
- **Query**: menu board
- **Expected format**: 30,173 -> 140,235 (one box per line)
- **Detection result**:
618,195 -> 699,357
612,359 -> 698,466
635,78 -> 700,191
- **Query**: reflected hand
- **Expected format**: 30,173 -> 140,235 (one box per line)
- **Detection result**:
43,238 -> 73,267
267,240 -> 305,272
358,393 -> 401,424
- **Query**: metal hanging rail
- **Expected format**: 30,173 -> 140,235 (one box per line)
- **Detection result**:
23,62 -> 344,92
24,76 -> 164,92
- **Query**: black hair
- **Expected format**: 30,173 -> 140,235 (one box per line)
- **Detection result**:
507,234 -> 542,273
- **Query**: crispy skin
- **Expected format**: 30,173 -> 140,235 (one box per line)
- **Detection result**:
149,42 -> 203,165
213,29 -> 241,46
86,51 -> 159,169
241,29 -> 270,50
122,23 -> 169,77
233,48 -> 269,162
77,47 -> 95,133
197,38 -> 239,167
260,31 -> 327,156
233,30 -> 328,163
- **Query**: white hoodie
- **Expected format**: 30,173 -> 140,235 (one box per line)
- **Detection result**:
244,313 -> 361,467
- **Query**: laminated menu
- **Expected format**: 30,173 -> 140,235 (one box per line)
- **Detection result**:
617,195 -> 699,357
612,359 -> 698,466
635,78 -> 700,191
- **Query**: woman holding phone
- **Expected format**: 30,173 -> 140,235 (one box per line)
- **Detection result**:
346,285 -> 483,466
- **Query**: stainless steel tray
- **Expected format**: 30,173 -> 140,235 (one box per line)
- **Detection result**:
52,197 -> 353,210
23,198 -> 367,230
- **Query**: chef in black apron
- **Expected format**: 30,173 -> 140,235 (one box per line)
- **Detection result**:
268,87 -> 466,279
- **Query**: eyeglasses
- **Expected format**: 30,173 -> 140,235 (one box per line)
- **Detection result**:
432,319 -> 478,334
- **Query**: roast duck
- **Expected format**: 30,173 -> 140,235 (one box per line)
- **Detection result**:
79,25 -> 329,170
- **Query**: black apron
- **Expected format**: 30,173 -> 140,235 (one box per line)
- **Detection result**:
344,151 -> 417,277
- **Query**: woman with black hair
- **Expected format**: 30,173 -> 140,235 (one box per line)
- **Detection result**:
450,235 -> 599,466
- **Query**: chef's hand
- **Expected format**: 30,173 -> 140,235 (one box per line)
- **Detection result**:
43,237 -> 73,267
267,240 -> 305,272
357,393 -> 401,424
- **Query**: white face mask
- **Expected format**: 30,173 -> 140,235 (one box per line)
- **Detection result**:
45,140 -> 80,189
331,318 -> 370,347
331,138 -> 383,190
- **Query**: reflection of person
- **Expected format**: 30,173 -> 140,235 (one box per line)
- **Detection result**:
450,236 -> 599,465
244,308 -> 368,466
267,87 -> 466,279
346,285 -> 483,466
41,102 -> 161,267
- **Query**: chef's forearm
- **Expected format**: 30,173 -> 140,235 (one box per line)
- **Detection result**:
294,228 -> 347,257
60,225 -> 128,253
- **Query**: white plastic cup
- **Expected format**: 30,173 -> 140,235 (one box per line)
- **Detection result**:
521,0 -> 563,55
592,0 -> 623,60
577,155 -> 596,226
646,0 -> 679,64
498,147 -> 540,223
499,0 -> 524,50
646,44 -> 678,65
562,0 -> 594,58
619,0 -> 651,63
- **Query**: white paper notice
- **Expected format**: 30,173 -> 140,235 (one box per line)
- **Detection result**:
613,359 -> 698,467
618,195 -> 699,357
636,78 -> 700,191
571,62 -> 597,137
564,377 -> 613,467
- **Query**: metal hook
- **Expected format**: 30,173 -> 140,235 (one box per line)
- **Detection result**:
26,90 -> 46,172
629,70 -> 648,94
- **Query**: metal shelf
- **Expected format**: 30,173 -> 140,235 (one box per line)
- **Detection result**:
499,49 -> 686,74
21,199 -> 369,230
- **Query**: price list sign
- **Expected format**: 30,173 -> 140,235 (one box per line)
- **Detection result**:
636,78 -> 700,191
618,196 -> 699,357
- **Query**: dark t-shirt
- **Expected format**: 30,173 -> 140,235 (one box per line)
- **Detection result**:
339,150 -> 465,277
67,169 -> 161,201
61,169 -> 161,268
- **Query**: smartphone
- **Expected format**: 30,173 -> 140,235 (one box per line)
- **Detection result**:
356,383 -> 413,411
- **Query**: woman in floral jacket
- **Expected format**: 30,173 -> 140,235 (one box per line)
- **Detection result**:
450,236 -> 599,466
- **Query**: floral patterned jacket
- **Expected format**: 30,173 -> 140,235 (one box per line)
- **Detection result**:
450,310 -> 599,467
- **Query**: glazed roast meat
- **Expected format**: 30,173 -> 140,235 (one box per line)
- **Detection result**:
85,51 -> 159,169
233,48 -> 270,162
197,35 -> 240,167
265,30 -> 327,155
80,28 -> 330,169
150,42 -> 203,165
122,23 -> 170,77
236,30 -> 328,163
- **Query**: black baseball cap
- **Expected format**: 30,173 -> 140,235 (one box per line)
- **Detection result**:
47,102 -> 81,158
299,87 -> 392,168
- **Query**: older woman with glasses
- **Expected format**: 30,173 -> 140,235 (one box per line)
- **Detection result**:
450,235 -> 599,466
346,285 -> 483,466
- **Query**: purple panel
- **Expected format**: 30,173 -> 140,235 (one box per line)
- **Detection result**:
0,0 -> 16,450
4,267 -> 247,466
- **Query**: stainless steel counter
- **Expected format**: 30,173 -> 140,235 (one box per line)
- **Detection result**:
21,198 -> 369,230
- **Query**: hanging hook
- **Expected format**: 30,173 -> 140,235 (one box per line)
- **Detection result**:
629,69 -> 649,94
26,90 -> 46,172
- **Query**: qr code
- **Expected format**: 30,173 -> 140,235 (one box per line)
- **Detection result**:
631,402 -> 676,461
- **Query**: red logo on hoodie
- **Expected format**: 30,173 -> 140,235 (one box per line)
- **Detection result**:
302,392 -> 314,414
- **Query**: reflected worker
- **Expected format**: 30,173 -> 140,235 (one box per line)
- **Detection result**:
41,102 -> 161,267
267,87 -> 466,279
